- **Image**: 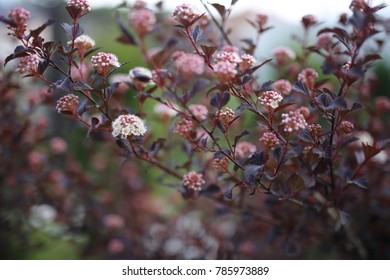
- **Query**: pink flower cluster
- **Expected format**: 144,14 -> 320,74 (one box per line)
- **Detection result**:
56,94 -> 79,114
272,79 -> 292,96
338,121 -> 354,134
189,104 -> 208,121
91,52 -> 120,76
16,54 -> 40,75
215,107 -> 235,127
273,47 -> 296,65
182,171 -> 205,191
103,214 -> 125,230
281,110 -> 308,133
173,118 -> 193,138
8,7 -> 30,25
172,3 -> 199,26
172,51 -> 205,78
213,49 -> 252,84
129,8 -> 156,36
212,156 -> 229,171
240,54 -> 256,72
260,132 -> 279,150
298,68 -> 318,88
235,142 -> 256,159
258,90 -> 283,110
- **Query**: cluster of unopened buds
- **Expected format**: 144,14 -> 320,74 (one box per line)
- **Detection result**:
111,114 -> 147,139
260,132 -> 280,151
172,3 -> 200,27
16,54 -> 40,75
182,171 -> 205,191
298,68 -> 319,88
338,120 -> 354,135
66,0 -> 91,18
281,110 -> 308,133
215,107 -> 235,128
307,124 -> 322,139
91,52 -> 120,76
212,156 -> 230,172
56,94 -> 79,115
7,7 -> 30,37
173,118 -> 193,138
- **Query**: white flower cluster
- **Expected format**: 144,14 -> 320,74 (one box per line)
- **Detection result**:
71,34 -> 95,50
112,114 -> 147,139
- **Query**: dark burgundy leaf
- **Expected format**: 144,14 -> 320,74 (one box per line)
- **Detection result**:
249,59 -> 272,74
191,25 -> 204,44
106,82 -> 121,99
115,12 -> 137,45
149,138 -> 166,156
210,92 -> 230,108
0,15 -> 16,27
261,80 -> 274,91
328,96 -> 347,110
214,151 -> 228,159
292,81 -> 311,96
362,143 -> 381,160
4,45 -> 35,66
116,138 -> 132,153
299,128 -> 315,144
272,147 -> 282,164
243,164 -> 263,184
77,99 -> 90,116
27,19 -> 55,41
224,188 -> 233,200
316,92 -> 333,109
87,117 -> 100,138
72,81 -> 93,91
250,151 -> 269,166
211,3 -> 226,18
274,102 -> 294,113
200,44 -> 218,59
286,173 -> 305,191
200,137 -> 208,148
233,130 -> 250,148
340,136 -> 359,148
38,60 -> 49,74
200,184 -> 221,196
